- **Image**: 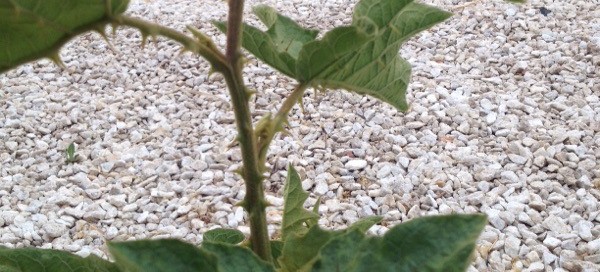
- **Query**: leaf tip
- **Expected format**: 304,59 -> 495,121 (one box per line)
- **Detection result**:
48,52 -> 66,70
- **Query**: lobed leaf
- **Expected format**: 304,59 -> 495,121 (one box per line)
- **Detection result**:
310,214 -> 487,272
281,165 -> 319,241
0,0 -> 129,73
279,225 -> 339,272
203,228 -> 245,245
108,239 -> 275,272
277,216 -> 382,271
347,216 -> 383,233
108,239 -> 218,272
297,0 -> 452,111
201,242 -> 275,272
270,240 -> 284,267
0,247 -> 119,272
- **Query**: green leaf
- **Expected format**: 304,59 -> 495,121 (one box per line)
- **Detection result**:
270,240 -> 284,267
297,0 -> 452,111
310,214 -> 487,272
296,26 -> 371,82
347,216 -> 382,233
66,143 -> 75,157
214,5 -> 317,78
0,0 -> 129,74
108,239 -> 218,272
279,225 -> 340,272
0,247 -> 119,272
203,228 -> 245,245
201,242 -> 275,272
281,165 -> 319,241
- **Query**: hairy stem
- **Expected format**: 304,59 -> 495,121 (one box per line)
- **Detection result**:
257,84 -> 308,166
113,16 -> 227,69
222,0 -> 272,262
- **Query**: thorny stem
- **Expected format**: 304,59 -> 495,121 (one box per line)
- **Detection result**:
222,0 -> 272,262
257,84 -> 308,167
115,10 -> 273,261
113,16 -> 227,70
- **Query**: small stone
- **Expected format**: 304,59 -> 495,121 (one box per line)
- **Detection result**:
130,130 -> 143,142
5,141 -> 18,152
529,201 -> 546,211
505,7 -> 517,16
308,140 -> 326,150
44,222 -> 67,238
588,239 -> 600,254
526,251 -> 540,263
487,210 -> 506,230
100,161 -> 115,173
584,254 -> 600,264
83,210 -> 106,221
345,159 -> 368,170
543,215 -> 571,234
406,121 -> 425,129
70,172 -> 92,189
314,180 -> 329,195
398,157 -> 410,168
376,165 -> 392,179
475,169 -> 496,181
504,236 -> 521,257
543,236 -> 561,249
105,226 -> 118,239
122,203 -> 138,212
486,112 -> 497,124
456,171 -> 473,183
107,194 -> 127,207
573,220 -> 594,241
533,156 -> 546,167
526,262 -> 545,272
85,188 -> 102,200
500,171 -> 520,183
508,154 -> 527,165
64,207 -> 85,218
177,205 -> 192,214
542,251 -> 557,265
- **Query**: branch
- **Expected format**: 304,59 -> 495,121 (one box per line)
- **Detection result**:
112,16 -> 227,69
256,84 -> 308,168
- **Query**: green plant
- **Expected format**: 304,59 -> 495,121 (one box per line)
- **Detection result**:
0,0 -> 523,271
65,143 -> 79,164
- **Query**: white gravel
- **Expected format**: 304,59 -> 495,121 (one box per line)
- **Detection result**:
1,0 -> 599,270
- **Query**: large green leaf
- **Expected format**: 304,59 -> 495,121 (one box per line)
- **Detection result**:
203,228 -> 245,245
310,214 -> 487,272
279,225 -> 339,272
281,165 -> 319,241
201,242 -> 275,272
270,240 -> 284,268
0,0 -> 129,73
109,239 -> 274,272
297,0 -> 452,111
214,5 -> 318,78
108,239 -> 218,272
0,247 -> 119,272
347,216 -> 383,233
277,216 -> 382,271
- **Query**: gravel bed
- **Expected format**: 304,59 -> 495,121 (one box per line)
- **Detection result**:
1,0 -> 599,270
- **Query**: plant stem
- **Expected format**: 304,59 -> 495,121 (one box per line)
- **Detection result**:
222,0 -> 272,262
113,16 -> 227,69
257,84 -> 308,166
